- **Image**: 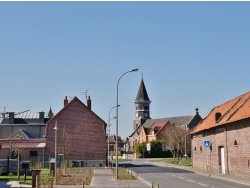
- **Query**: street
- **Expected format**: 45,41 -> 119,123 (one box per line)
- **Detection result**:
0,181 -> 11,188
121,159 -> 250,188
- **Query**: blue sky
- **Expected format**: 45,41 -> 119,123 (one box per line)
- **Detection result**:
1,2 -> 250,138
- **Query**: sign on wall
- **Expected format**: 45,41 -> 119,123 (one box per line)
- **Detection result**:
204,140 -> 210,148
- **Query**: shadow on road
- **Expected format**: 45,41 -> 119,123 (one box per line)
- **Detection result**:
120,163 -> 194,174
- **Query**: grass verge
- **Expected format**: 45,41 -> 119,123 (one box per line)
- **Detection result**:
150,157 -> 192,167
110,167 -> 137,180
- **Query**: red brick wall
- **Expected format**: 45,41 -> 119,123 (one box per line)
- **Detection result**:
192,118 -> 250,177
45,99 -> 106,160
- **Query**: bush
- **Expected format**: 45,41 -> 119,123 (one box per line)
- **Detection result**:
134,140 -> 172,158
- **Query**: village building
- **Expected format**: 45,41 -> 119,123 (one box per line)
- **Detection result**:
0,96 -> 107,170
107,134 -> 124,152
191,91 -> 250,177
45,96 -> 107,166
129,79 -> 202,153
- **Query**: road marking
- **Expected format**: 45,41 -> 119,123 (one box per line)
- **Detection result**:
178,177 -> 185,180
198,182 -> 208,186
186,179 -> 196,183
169,174 -> 214,188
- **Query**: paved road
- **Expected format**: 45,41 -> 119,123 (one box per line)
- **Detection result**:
0,181 -> 11,188
121,159 -> 250,188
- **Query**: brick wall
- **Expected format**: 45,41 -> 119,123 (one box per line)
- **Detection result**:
192,118 -> 250,177
45,98 -> 106,160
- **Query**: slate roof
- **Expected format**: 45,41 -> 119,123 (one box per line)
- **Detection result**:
135,79 -> 150,101
1,111 -> 50,125
130,115 -> 193,137
192,91 -> 250,134
8,129 -> 33,139
143,116 -> 193,128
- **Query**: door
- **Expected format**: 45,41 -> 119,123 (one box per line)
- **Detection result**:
219,146 -> 226,174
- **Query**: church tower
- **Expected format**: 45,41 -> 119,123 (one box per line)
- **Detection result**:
133,78 -> 151,130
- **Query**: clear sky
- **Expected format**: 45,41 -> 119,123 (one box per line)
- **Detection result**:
1,2 -> 250,139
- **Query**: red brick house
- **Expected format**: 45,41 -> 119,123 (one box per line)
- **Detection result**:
107,135 -> 124,151
191,91 -> 250,177
45,96 -> 107,165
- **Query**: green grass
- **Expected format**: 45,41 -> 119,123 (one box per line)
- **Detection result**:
150,157 -> 192,167
0,169 -> 52,185
110,167 -> 137,180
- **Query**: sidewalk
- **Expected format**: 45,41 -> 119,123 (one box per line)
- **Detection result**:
56,168 -> 150,188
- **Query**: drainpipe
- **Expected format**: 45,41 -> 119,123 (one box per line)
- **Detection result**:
225,126 -> 229,174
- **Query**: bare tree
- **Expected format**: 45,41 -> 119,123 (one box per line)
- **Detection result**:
161,123 -> 186,162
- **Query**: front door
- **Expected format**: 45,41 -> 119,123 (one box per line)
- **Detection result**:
219,146 -> 226,174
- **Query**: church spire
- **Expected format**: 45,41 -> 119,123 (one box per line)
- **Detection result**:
135,78 -> 150,102
133,78 -> 151,131
47,106 -> 54,118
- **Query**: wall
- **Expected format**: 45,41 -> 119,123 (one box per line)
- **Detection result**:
192,118 -> 250,177
45,99 -> 106,160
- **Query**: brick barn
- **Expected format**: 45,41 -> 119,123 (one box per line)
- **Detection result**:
191,91 -> 250,177
45,96 -> 107,166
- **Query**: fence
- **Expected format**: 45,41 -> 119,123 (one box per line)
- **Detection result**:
0,152 -> 107,175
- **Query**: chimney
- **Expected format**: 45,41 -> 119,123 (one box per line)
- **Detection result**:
9,112 -> 14,124
195,107 -> 199,115
39,112 -> 45,123
64,96 -> 68,107
87,96 -> 91,110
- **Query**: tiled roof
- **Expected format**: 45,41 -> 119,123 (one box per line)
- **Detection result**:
147,122 -> 168,135
192,91 -> 250,134
129,115 -> 193,137
1,142 -> 46,149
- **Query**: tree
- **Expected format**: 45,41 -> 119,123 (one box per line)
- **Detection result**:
162,124 -> 186,162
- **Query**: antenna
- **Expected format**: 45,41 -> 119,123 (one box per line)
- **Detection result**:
81,89 -> 89,100
141,72 -> 143,78
85,89 -> 90,100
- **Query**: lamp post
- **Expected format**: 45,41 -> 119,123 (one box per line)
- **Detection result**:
54,121 -> 58,184
184,124 -> 188,159
108,105 -> 120,166
116,68 -> 138,179
108,117 -> 116,165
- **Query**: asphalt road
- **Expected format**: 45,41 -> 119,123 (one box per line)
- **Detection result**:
121,159 -> 250,188
0,181 -> 11,188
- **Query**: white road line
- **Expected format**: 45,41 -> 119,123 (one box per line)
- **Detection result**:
198,182 -> 208,186
178,177 -> 185,180
186,179 -> 196,183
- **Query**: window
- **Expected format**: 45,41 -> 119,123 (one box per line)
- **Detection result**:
30,151 -> 38,158
234,140 -> 238,147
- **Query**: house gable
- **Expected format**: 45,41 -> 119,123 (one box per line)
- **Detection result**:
45,96 -> 107,159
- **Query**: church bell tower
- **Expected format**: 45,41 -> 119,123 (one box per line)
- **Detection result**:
133,78 -> 151,130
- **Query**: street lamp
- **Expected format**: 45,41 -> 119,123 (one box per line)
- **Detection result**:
108,105 -> 120,166
108,117 -> 116,164
116,68 -> 138,179
54,121 -> 58,184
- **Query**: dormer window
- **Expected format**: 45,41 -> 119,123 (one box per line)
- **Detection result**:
215,112 -> 222,122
